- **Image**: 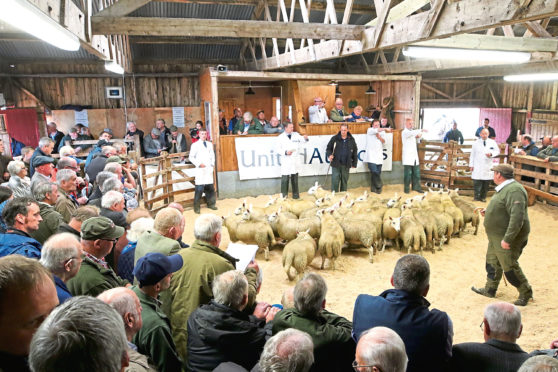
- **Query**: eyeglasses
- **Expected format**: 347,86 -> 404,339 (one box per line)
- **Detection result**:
480,320 -> 485,331
352,360 -> 382,372
102,238 -> 118,245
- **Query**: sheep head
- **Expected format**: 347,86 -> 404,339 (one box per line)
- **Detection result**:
389,216 -> 402,232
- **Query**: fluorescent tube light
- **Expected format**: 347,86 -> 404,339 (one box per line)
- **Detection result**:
0,0 -> 80,51
504,73 -> 558,82
402,46 -> 530,63
105,61 -> 125,75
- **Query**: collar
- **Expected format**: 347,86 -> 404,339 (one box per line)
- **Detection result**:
191,239 -> 239,266
380,288 -> 431,308
485,339 -> 525,353
53,275 -> 70,290
84,251 -> 109,269
7,228 -> 32,238
127,341 -> 138,351
495,179 -> 514,192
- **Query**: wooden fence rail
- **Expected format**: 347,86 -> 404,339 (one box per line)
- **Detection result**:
510,155 -> 558,206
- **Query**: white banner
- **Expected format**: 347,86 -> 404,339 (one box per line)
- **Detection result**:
235,133 -> 393,180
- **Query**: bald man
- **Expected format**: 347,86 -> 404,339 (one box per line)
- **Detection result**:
355,327 -> 408,372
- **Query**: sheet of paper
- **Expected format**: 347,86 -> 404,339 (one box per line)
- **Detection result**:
172,107 -> 185,127
226,243 -> 259,271
74,110 -> 89,126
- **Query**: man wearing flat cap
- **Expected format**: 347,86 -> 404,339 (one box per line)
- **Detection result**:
167,125 -> 188,163
67,216 -> 129,297
132,252 -> 184,372
472,164 -> 533,306
30,155 -> 55,193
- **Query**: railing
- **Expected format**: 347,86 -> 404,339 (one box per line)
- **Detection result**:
510,155 -> 558,206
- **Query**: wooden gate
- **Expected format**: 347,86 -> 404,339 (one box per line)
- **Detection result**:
510,154 -> 558,206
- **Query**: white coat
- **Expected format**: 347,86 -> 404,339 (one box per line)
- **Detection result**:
402,128 -> 422,166
188,140 -> 215,185
469,138 -> 500,180
364,127 -> 385,165
308,105 -> 329,124
276,131 -> 308,175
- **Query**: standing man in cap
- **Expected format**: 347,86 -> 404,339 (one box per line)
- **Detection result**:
472,164 -> 533,306
276,122 -> 308,199
132,252 -> 184,372
167,125 -> 188,162
189,129 -> 217,214
470,128 -> 500,202
30,155 -> 55,192
67,216 -> 128,297
29,137 -> 55,177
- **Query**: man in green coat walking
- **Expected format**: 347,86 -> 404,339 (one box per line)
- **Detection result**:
472,164 -> 533,306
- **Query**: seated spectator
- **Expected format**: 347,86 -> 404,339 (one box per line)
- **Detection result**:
443,121 -> 464,144
188,270 -> 278,372
0,139 -> 12,183
330,98 -> 351,122
255,110 -> 269,127
30,182 -> 64,244
519,355 -> 558,372
539,135 -> 551,152
88,170 -> 118,202
30,155 -> 55,193
66,216 -> 127,297
0,255 -> 59,370
118,217 -> 155,283
354,327 -> 408,372
348,105 -> 368,122
273,273 -> 355,372
4,160 -> 31,198
59,146 -> 85,164
101,190 -> 127,228
55,169 -> 79,223
308,97 -> 330,124
78,124 -> 95,139
537,135 -> 558,163
144,128 -> 166,158
102,128 -> 114,140
86,144 -> 117,182
39,232 -> 83,304
0,186 -> 13,233
46,122 -> 64,154
235,112 -> 264,135
170,214 -> 258,361
105,157 -> 137,190
126,121 -> 145,156
57,156 -> 87,204
257,329 -> 314,372
190,121 -> 211,143
518,134 -> 539,156
28,296 -> 128,372
263,116 -> 285,134
84,137 -> 112,168
97,287 -> 153,372
29,137 -> 55,177
218,109 -> 228,135
380,117 -> 390,128
168,125 -> 188,155
281,286 -> 295,309
156,119 -> 171,148
451,302 -> 529,372
58,127 -> 82,153
57,204 -> 100,237
167,202 -> 189,248
229,108 -> 243,134
112,141 -> 128,156
90,177 -> 123,209
132,252 -> 184,372
20,146 -> 34,173
352,254 -> 452,372
0,197 -> 42,259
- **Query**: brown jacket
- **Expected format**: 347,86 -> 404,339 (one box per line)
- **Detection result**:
55,188 -> 78,223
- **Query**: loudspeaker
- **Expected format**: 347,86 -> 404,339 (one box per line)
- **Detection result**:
216,64 -> 228,72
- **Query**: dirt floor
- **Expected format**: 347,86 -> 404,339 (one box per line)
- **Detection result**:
180,184 -> 558,352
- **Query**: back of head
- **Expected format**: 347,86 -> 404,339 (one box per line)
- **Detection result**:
101,178 -> 122,194
97,287 -> 140,323
518,356 -> 558,372
0,186 -> 12,204
154,207 -> 182,235
39,233 -> 81,275
33,182 -> 56,202
484,302 -> 522,341
392,254 -> 430,296
0,255 -> 52,309
96,171 -> 117,188
28,296 -> 127,372
212,270 -> 248,310
356,327 -> 408,372
104,162 -> 121,174
126,208 -> 151,225
59,146 -> 75,158
71,205 -> 100,223
101,146 -> 116,156
294,273 -> 327,317
101,190 -> 124,209
38,137 -> 54,148
56,157 -> 75,170
193,213 -> 222,242
259,329 -> 314,372
127,217 -> 154,242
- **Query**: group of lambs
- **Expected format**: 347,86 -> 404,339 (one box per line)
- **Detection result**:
222,182 -> 482,281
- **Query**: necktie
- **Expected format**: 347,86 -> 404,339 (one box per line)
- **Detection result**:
287,134 -> 292,140
483,140 -> 486,147
203,141 -> 207,148
339,109 -> 343,115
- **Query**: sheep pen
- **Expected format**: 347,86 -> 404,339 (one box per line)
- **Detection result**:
179,184 -> 558,352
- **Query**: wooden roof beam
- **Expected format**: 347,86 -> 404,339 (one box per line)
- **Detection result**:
414,34 -> 558,52
95,0 -> 152,17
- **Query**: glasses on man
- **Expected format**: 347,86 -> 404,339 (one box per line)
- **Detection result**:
103,238 -> 118,245
480,320 -> 485,331
352,360 -> 382,372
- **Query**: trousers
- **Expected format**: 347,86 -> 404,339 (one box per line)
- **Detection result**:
281,174 -> 300,199
331,166 -> 350,192
367,163 -> 383,194
473,179 -> 491,201
193,183 -> 216,212
403,165 -> 422,193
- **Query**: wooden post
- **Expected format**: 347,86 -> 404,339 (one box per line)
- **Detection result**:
165,153 -> 174,204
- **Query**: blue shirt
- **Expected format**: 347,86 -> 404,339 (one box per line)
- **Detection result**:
54,275 -> 72,304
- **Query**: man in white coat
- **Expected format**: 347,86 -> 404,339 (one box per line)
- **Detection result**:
308,97 -> 331,124
276,122 -> 309,199
365,120 -> 392,194
470,128 -> 500,202
189,129 -> 217,214
402,118 -> 427,194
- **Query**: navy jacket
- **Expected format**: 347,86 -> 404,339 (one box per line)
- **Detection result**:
353,289 -> 452,372
475,126 -> 496,139
326,131 -> 358,168
0,230 -> 42,259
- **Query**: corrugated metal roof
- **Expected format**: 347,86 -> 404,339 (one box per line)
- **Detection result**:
130,2 -> 255,20
132,43 -> 241,61
0,40 -> 97,61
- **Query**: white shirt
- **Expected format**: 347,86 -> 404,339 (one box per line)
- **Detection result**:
402,128 -> 422,166
189,140 -> 215,185
469,138 -> 500,180
364,127 -> 385,165
308,105 -> 329,124
495,178 -> 515,192
276,131 -> 308,175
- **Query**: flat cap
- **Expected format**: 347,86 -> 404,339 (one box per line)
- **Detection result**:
81,216 -> 125,241
106,156 -> 125,164
32,156 -> 54,167
491,163 -> 514,178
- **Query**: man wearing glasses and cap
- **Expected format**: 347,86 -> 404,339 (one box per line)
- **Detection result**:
67,216 -> 128,297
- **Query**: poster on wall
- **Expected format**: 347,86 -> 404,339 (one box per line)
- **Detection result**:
74,110 -> 89,126
234,133 -> 393,180
172,107 -> 185,127
204,101 -> 212,135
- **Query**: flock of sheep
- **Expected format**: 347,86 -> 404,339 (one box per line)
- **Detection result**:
222,183 -> 482,281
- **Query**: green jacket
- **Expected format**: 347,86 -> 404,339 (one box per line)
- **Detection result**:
536,145 -> 558,162
484,180 -> 530,244
330,107 -> 349,122
170,239 -> 251,361
234,120 -> 264,134
131,286 -> 183,372
67,256 -> 129,297
55,189 -> 77,223
30,202 -> 64,244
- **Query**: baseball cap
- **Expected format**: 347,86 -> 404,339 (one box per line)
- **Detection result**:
106,156 -> 126,164
133,252 -> 184,286
32,156 -> 54,167
81,216 -> 125,240
103,128 -> 113,135
491,164 -> 514,178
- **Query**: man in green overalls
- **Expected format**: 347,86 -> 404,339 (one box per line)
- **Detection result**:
472,164 -> 533,306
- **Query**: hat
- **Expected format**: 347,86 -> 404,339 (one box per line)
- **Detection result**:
151,128 -> 161,136
32,155 -> 54,168
170,125 -> 178,132
491,164 -> 514,179
103,128 -> 113,135
81,216 -> 125,241
133,252 -> 184,286
256,110 -> 264,115
106,156 -> 125,164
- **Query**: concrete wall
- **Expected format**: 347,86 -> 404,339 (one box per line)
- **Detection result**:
217,162 -> 404,198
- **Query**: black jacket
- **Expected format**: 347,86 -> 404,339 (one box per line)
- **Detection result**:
326,131 -> 358,168
187,300 -> 271,372
451,339 -> 529,372
85,154 -> 108,184
51,130 -> 65,154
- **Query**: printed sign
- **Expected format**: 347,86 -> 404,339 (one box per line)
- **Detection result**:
172,107 -> 185,127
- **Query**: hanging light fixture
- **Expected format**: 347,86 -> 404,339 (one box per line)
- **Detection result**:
328,80 -> 338,86
245,81 -> 255,95
335,86 -> 342,96
365,83 -> 376,95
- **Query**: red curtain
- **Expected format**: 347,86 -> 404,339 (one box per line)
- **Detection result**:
478,108 -> 512,144
3,108 -> 41,147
